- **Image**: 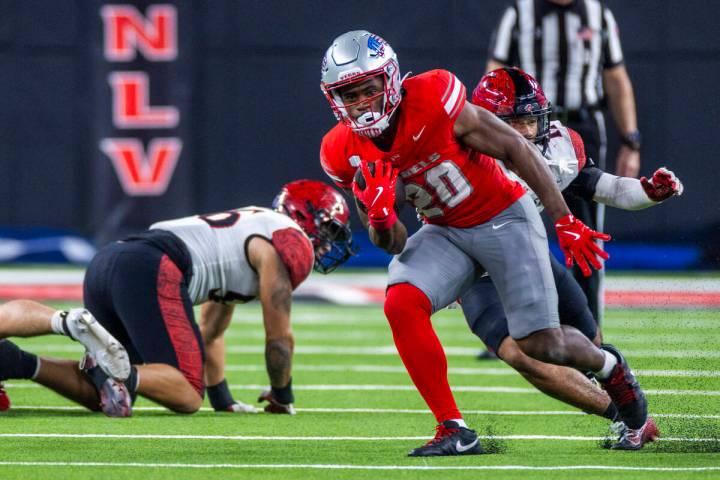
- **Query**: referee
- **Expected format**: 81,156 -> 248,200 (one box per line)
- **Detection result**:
486,0 -> 642,323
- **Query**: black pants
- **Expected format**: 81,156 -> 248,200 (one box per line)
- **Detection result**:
83,230 -> 206,396
557,109 -> 607,323
461,254 -> 597,354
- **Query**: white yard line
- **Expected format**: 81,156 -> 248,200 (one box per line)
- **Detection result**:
0,461 -> 718,472
0,433 -> 716,442
8,405 -> 720,419
224,364 -> 720,378
23,343 -> 720,358
6,382 -> 720,396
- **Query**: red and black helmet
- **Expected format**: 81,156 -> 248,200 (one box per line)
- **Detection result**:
471,67 -> 552,143
273,179 -> 357,274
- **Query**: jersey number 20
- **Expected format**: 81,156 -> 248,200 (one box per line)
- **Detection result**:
405,160 -> 472,218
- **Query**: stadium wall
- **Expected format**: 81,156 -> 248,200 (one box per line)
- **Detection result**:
0,0 -> 717,267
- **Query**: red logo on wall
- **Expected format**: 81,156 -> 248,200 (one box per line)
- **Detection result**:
100,4 -> 181,196
101,4 -> 177,61
108,72 -> 179,128
100,138 -> 182,196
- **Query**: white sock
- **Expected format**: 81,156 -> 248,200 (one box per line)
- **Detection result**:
593,350 -> 618,380
449,418 -> 467,428
50,311 -> 67,336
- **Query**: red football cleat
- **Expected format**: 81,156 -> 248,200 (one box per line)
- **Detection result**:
611,417 -> 660,450
0,382 -> 10,411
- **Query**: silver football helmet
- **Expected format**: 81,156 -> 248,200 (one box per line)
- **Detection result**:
320,30 -> 404,138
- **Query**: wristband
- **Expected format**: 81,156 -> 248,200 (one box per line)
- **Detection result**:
271,378 -> 295,405
621,131 -> 642,151
368,210 -> 398,231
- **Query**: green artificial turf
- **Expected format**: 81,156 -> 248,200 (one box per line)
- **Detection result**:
2,300 -> 719,479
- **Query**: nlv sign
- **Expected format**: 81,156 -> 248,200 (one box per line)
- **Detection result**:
100,4 -> 181,196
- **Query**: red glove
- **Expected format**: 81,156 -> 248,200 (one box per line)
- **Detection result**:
352,160 -> 398,231
258,390 -> 296,415
555,214 -> 611,277
640,167 -> 684,202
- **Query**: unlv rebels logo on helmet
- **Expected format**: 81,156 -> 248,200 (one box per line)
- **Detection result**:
367,35 -> 386,57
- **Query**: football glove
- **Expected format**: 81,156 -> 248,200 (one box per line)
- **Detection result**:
352,160 -> 398,230
555,214 -> 611,277
640,167 -> 684,202
258,390 -> 296,415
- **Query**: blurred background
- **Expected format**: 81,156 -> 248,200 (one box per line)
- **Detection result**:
0,0 -> 718,270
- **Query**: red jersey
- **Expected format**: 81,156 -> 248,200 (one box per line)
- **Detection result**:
320,69 -> 524,228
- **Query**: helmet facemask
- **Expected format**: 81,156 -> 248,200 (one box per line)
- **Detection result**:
322,61 -> 402,138
499,107 -> 551,145
308,206 -> 357,274
273,180 -> 357,274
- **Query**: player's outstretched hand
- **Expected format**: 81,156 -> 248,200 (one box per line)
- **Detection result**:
258,390 -> 296,415
352,160 -> 398,230
640,167 -> 684,202
555,214 -> 611,277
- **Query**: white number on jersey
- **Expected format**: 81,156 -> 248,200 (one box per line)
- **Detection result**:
405,160 -> 473,218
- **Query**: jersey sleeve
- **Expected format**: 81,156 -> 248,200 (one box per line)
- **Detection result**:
566,127 -> 587,170
488,4 -> 518,64
320,131 -> 356,190
601,6 -> 624,69
422,69 -> 467,123
271,228 -> 315,290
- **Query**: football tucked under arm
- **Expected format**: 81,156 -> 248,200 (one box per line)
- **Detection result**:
352,161 -> 408,254
353,162 -> 406,214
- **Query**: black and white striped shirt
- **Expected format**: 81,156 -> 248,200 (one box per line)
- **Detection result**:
488,0 -> 624,110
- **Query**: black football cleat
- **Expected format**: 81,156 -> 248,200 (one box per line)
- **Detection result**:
597,344 -> 648,430
81,354 -> 132,418
408,420 -> 484,457
611,416 -> 660,450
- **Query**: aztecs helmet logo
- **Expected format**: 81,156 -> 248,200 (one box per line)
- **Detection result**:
367,34 -> 386,58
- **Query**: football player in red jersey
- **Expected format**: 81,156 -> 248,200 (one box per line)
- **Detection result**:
460,67 -> 682,449
0,180 -> 355,417
320,30 -> 648,456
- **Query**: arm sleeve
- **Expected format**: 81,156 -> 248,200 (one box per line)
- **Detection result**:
601,7 -> 624,69
488,5 -> 518,64
593,173 -> 656,210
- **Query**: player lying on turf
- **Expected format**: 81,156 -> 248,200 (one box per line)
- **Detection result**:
0,180 -> 355,417
319,30 -> 650,456
458,67 -> 683,449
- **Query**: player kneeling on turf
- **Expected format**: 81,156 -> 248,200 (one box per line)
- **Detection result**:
0,180 -> 356,417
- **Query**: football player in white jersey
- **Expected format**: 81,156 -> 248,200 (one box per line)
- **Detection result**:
461,67 -> 682,449
0,180 -> 355,417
